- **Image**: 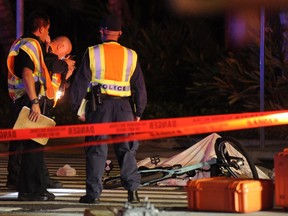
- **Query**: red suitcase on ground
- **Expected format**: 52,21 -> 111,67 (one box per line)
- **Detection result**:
187,177 -> 274,213
274,148 -> 288,210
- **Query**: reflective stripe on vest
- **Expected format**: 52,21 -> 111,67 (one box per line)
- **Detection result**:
51,73 -> 62,107
88,42 -> 137,97
7,38 -> 55,101
51,73 -> 61,90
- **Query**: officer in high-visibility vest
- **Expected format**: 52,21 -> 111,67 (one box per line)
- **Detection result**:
46,36 -> 75,106
6,33 -> 75,194
6,11 -> 75,201
70,14 -> 147,204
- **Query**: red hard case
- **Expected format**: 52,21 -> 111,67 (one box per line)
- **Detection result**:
274,148 -> 288,209
187,177 -> 273,213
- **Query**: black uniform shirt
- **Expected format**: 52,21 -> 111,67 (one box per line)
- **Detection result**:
46,46 -> 68,75
14,33 -> 45,78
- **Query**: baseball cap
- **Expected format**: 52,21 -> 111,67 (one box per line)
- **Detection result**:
100,14 -> 122,31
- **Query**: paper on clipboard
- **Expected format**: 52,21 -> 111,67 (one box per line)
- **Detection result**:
13,106 -> 56,145
77,99 -> 88,117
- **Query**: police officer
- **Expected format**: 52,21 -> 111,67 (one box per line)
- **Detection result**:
70,14 -> 147,204
7,11 -> 75,201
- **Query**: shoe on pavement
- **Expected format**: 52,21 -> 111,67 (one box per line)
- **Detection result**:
7,178 -> 62,189
79,195 -> 100,204
44,191 -> 56,200
7,179 -> 62,189
46,178 -> 63,188
18,191 -> 55,201
128,190 -> 140,203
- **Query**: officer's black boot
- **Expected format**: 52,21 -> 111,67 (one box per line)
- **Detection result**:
128,190 -> 140,203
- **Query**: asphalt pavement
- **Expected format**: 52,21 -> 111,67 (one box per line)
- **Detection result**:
0,135 -> 287,216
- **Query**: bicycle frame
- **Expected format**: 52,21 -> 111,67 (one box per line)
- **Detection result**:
139,158 -> 217,186
103,135 -> 259,189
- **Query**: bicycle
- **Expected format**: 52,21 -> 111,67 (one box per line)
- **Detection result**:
103,136 -> 259,189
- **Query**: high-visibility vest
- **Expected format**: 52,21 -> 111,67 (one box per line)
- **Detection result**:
7,38 -> 59,102
88,42 -> 137,96
51,73 -> 62,107
51,73 -> 61,93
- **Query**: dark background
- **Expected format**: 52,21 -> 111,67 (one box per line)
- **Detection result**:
1,0 -> 288,140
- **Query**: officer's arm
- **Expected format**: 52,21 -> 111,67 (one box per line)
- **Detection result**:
130,62 -> 147,120
45,53 -> 68,74
22,67 -> 41,122
70,50 -> 91,112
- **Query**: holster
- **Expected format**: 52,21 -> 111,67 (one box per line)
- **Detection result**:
86,85 -> 102,111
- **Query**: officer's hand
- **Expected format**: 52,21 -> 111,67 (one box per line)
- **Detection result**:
64,59 -> 76,80
29,104 -> 41,122
78,114 -> 86,122
135,116 -> 140,122
44,36 -> 51,45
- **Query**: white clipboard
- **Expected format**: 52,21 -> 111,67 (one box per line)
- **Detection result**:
13,106 -> 56,145
77,99 -> 88,117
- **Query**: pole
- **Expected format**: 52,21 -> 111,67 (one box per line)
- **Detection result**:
16,0 -> 24,38
259,7 -> 265,149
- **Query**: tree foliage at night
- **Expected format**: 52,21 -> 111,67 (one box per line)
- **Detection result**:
0,1 -> 288,139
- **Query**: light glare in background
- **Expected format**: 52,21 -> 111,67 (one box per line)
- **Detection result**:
169,0 -> 288,15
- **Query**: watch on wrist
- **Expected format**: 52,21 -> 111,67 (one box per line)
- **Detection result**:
31,98 -> 39,104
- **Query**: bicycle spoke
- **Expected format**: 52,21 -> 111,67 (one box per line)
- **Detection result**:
225,144 -> 254,178
215,137 -> 259,179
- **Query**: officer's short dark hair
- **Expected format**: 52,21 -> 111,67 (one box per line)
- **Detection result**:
26,11 -> 50,33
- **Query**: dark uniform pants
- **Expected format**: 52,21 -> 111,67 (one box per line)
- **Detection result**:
18,140 -> 46,194
8,95 -> 48,194
84,98 -> 140,199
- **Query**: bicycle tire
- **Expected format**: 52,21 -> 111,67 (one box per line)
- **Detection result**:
103,176 -> 122,189
215,136 -> 259,179
103,171 -> 166,188
140,171 -> 165,185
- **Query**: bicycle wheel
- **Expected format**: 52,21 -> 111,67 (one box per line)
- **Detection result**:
140,171 -> 165,186
103,176 -> 122,189
215,136 -> 259,179
103,171 -> 166,188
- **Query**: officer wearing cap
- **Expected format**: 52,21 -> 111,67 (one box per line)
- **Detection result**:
70,14 -> 147,204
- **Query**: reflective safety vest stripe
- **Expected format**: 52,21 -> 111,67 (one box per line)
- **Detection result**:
7,38 -> 56,101
51,73 -> 62,107
51,73 -> 61,91
88,42 -> 137,96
